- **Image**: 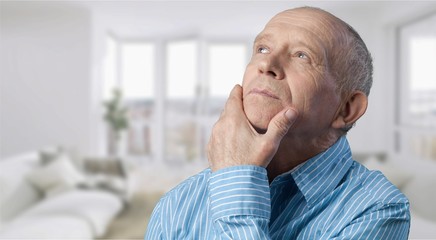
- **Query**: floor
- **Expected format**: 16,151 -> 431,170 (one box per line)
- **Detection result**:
99,191 -> 163,240
99,161 -> 208,239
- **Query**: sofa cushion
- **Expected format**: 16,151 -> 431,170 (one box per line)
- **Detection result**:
27,154 -> 86,196
18,189 -> 123,237
39,146 -> 84,171
0,215 -> 93,239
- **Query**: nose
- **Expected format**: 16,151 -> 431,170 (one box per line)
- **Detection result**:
258,54 -> 285,80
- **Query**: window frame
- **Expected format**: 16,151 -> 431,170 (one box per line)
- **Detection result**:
101,34 -> 252,164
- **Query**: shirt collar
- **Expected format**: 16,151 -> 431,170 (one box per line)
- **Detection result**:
290,136 -> 354,208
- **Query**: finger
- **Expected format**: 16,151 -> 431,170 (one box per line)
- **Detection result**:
224,85 -> 243,113
229,84 -> 243,99
265,108 -> 298,143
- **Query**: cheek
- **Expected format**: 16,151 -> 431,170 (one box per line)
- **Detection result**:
292,84 -> 339,130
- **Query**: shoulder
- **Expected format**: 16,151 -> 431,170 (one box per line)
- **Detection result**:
159,168 -> 211,203
345,161 -> 409,206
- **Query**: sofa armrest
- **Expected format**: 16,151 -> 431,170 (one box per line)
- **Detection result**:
0,154 -> 42,222
402,173 -> 436,222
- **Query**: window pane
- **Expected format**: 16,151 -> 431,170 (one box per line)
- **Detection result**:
103,36 -> 117,100
121,42 -> 154,100
396,14 -> 436,163
167,40 -> 198,99
409,37 -> 436,116
165,40 -> 199,162
209,44 -> 247,97
399,13 -> 436,127
410,38 -> 436,91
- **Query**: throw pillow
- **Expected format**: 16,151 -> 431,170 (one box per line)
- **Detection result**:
39,146 -> 63,165
27,154 -> 86,197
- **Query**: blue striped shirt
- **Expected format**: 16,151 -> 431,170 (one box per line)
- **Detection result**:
145,137 -> 410,239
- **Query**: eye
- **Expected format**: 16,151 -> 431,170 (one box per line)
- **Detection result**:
257,46 -> 270,54
296,52 -> 308,59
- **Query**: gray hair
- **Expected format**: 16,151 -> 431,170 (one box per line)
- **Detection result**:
333,18 -> 374,133
329,17 -> 374,98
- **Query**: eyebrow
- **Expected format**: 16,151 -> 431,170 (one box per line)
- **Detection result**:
254,33 -> 315,52
253,32 -> 326,66
255,33 -> 317,54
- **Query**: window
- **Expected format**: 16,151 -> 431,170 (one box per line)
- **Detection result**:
397,13 -> 436,162
165,40 -> 200,162
409,38 -> 436,119
209,44 -> 247,98
102,36 -> 249,163
121,43 -> 154,100
103,37 -> 155,157
103,36 -> 117,100
206,43 -> 247,117
121,43 -> 155,156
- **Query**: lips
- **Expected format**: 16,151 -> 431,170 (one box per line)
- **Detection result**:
248,88 -> 280,100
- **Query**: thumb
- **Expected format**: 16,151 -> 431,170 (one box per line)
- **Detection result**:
265,108 -> 298,142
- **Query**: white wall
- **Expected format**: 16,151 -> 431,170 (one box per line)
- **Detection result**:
0,2 -> 92,158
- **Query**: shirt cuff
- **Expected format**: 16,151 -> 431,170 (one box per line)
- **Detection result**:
208,165 -> 271,220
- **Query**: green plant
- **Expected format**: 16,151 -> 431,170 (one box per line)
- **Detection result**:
103,88 -> 129,140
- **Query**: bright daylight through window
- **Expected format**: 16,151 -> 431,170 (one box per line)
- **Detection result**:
103,37 -> 248,163
397,13 -> 436,162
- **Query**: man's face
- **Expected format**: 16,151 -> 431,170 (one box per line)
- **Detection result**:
242,9 -> 342,139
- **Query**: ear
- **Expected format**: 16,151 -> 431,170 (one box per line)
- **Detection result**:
332,91 -> 368,130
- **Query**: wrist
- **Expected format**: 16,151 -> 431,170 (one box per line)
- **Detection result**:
208,165 -> 271,220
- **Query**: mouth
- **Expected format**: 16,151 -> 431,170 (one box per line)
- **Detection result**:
248,88 -> 280,100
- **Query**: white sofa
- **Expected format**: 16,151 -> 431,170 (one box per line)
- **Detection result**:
363,157 -> 436,239
0,151 -> 124,239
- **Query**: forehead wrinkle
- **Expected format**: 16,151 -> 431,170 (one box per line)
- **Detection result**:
268,13 -> 336,45
254,33 -> 273,44
261,8 -> 339,45
280,7 -> 342,31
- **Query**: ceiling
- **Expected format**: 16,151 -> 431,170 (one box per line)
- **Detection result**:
3,1 -> 435,39
74,1 -> 435,39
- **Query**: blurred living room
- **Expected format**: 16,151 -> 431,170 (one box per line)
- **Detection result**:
1,1 -> 436,239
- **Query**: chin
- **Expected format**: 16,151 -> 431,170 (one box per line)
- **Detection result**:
243,97 -> 284,133
245,108 -> 272,134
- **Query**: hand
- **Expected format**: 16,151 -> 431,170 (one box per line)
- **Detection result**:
207,85 -> 298,172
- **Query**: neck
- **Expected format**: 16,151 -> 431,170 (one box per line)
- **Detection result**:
266,133 -> 339,182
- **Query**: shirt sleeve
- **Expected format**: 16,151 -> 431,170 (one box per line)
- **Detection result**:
208,165 -> 272,239
331,202 -> 410,239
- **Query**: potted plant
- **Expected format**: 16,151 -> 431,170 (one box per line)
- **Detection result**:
103,88 -> 129,156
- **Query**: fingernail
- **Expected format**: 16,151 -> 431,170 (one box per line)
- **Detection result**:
285,109 -> 297,122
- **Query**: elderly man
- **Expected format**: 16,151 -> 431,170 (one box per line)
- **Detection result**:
145,6 -> 410,239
